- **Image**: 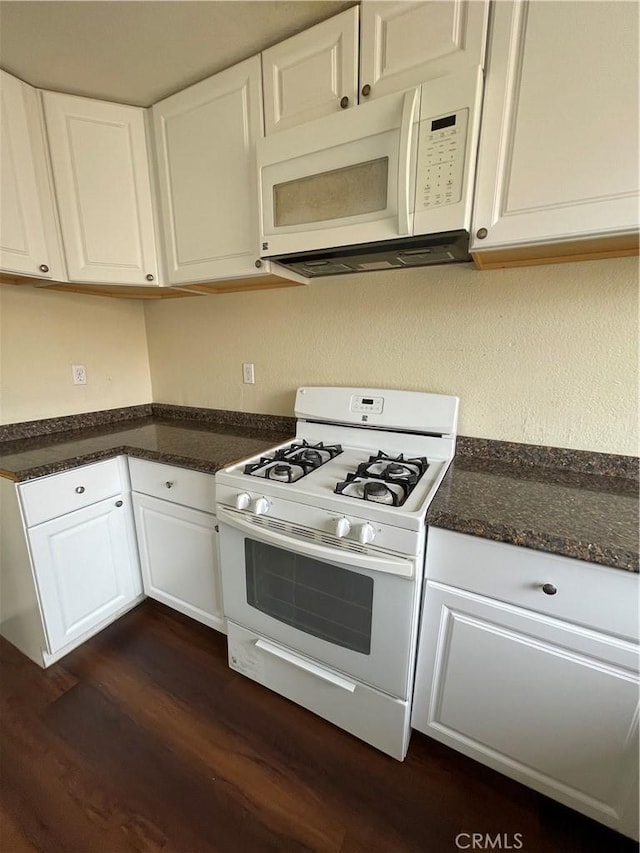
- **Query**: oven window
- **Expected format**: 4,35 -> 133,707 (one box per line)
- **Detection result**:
245,540 -> 373,654
273,158 -> 388,227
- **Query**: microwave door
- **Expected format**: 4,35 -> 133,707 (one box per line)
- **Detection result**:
257,87 -> 420,257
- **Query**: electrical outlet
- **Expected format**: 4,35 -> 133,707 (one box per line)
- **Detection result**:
72,364 -> 87,385
242,363 -> 255,384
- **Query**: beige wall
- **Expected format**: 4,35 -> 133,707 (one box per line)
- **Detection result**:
144,257 -> 639,456
0,286 -> 152,424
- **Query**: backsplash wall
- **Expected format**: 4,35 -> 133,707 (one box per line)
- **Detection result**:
0,285 -> 152,424
143,256 -> 638,456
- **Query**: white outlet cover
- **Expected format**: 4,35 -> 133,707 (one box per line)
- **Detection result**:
72,364 -> 87,385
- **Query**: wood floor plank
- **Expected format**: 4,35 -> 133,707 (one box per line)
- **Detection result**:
0,601 -> 636,853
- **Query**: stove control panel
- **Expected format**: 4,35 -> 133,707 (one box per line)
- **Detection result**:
350,395 -> 384,415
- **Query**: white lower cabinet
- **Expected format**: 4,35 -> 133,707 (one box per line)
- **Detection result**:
28,495 -> 142,654
129,458 -> 224,633
0,457 -> 143,667
413,529 -> 640,840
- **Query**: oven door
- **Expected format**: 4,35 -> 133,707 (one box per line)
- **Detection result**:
217,508 -> 422,700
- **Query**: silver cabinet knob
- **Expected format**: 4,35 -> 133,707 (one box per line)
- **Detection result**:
542,583 -> 557,596
115,500 -> 123,507
254,259 -> 262,268
165,481 -> 174,489
75,486 -> 85,494
361,84 -> 371,97
476,228 -> 488,239
340,96 -> 349,109
39,264 -> 50,273
145,274 -> 154,281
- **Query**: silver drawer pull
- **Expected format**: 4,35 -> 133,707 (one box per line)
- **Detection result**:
115,500 -> 123,508
165,481 -> 174,489
542,583 -> 557,596
75,486 -> 85,494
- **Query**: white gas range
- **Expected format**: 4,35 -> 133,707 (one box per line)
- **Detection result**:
215,386 -> 458,760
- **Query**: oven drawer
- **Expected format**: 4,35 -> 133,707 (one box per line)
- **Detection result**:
227,620 -> 411,760
129,457 -> 216,514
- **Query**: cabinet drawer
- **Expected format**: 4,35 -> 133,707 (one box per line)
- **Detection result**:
128,457 -> 215,514
19,458 -> 123,527
425,529 -> 639,641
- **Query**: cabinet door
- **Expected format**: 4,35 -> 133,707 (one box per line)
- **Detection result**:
28,495 -> 141,654
0,71 -> 63,280
359,1 -> 489,101
471,0 -> 640,254
413,582 -> 640,840
152,56 -> 264,284
132,492 -> 224,632
42,91 -> 159,284
261,7 -> 358,134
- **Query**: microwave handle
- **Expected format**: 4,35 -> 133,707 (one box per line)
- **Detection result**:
398,88 -> 419,237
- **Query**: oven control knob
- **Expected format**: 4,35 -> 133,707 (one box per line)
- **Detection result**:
235,492 -> 251,510
358,523 -> 376,545
253,497 -> 270,515
334,517 -> 351,538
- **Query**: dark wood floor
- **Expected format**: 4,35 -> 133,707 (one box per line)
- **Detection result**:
1,602 -> 636,853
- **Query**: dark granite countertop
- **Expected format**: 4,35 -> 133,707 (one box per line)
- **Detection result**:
427,456 -> 639,572
1,407 -> 637,573
0,416 -> 294,482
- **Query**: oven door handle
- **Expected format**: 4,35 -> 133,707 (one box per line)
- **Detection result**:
254,638 -> 357,692
216,506 -> 416,579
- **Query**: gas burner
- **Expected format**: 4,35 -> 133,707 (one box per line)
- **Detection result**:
244,440 -> 342,482
334,475 -> 409,506
357,452 -> 429,483
277,440 -> 343,465
336,452 -> 429,506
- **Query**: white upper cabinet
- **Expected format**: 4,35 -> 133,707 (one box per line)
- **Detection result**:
261,7 -> 359,134
0,70 -> 64,280
42,91 -> 160,285
359,0 -> 489,101
261,3 -> 489,134
471,0 -> 640,259
152,55 -> 265,284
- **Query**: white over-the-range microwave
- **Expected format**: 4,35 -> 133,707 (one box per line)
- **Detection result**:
257,66 -> 484,278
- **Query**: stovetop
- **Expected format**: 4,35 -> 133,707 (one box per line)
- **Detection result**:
244,440 -> 432,508
215,386 -> 459,537
216,437 -> 450,531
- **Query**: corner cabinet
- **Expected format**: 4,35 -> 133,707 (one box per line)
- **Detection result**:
129,458 -> 224,632
41,91 -> 160,285
151,56 -> 267,286
261,2 -> 489,134
471,0 -> 640,265
413,528 -> 640,840
0,70 -> 65,280
0,457 -> 143,667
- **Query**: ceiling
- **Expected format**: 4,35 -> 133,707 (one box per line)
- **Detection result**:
0,1 -> 355,106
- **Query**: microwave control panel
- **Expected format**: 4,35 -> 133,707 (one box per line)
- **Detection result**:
415,108 -> 469,211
